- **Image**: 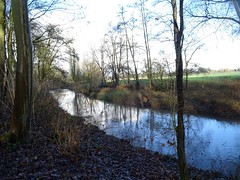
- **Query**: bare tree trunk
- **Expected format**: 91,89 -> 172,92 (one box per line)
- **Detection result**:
126,34 -> 130,85
130,33 -> 140,90
100,48 -> 106,86
0,0 -> 5,99
11,0 -> 33,144
139,0 -> 152,88
171,0 -> 189,179
120,8 -> 140,90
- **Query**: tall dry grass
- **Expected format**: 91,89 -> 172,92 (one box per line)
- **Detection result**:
33,81 -> 85,154
94,77 -> 240,120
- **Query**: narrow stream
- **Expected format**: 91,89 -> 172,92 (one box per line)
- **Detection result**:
52,89 -> 240,176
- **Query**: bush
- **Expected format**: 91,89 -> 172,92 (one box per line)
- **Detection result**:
33,81 -> 84,153
97,86 -> 132,105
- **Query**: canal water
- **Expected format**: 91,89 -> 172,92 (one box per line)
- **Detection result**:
52,89 -> 240,176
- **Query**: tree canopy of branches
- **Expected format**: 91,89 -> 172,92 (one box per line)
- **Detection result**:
33,24 -> 73,83
189,0 -> 240,33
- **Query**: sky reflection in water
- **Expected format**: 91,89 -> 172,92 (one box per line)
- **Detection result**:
52,89 -> 240,176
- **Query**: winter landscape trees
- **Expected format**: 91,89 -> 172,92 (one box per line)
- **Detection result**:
0,0 -> 239,179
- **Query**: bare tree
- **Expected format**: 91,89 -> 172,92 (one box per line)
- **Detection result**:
190,0 -> 240,27
183,41 -> 203,89
28,0 -> 62,21
11,0 -> 33,143
139,0 -> 153,88
79,60 -> 102,94
34,24 -> 72,82
103,27 -> 125,87
171,0 -> 189,179
91,46 -> 107,87
120,7 -> 140,89
152,59 -> 165,81
68,46 -> 80,82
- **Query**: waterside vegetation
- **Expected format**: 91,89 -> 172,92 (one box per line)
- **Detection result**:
74,71 -> 240,121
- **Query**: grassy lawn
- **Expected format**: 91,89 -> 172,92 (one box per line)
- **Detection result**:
187,71 -> 240,84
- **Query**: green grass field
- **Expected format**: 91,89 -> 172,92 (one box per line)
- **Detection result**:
187,71 -> 240,83
118,71 -> 240,89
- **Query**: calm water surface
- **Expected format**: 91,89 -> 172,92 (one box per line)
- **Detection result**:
52,89 -> 240,176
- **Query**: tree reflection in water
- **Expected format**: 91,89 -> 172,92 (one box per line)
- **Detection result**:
52,89 -> 240,176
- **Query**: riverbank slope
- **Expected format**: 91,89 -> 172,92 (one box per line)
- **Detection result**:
86,77 -> 240,121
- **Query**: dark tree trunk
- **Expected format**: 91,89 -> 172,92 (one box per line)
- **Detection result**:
11,0 -> 33,144
171,0 -> 189,179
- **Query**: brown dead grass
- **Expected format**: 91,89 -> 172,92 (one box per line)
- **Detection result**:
96,80 -> 240,120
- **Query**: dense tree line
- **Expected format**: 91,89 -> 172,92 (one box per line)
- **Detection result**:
0,0 -> 80,143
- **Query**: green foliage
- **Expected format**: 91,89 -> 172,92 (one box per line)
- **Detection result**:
0,132 -> 11,142
112,89 -> 130,104
0,131 -> 19,146
35,41 -> 53,81
77,61 -> 102,94
97,87 -> 131,105
97,88 -> 113,102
